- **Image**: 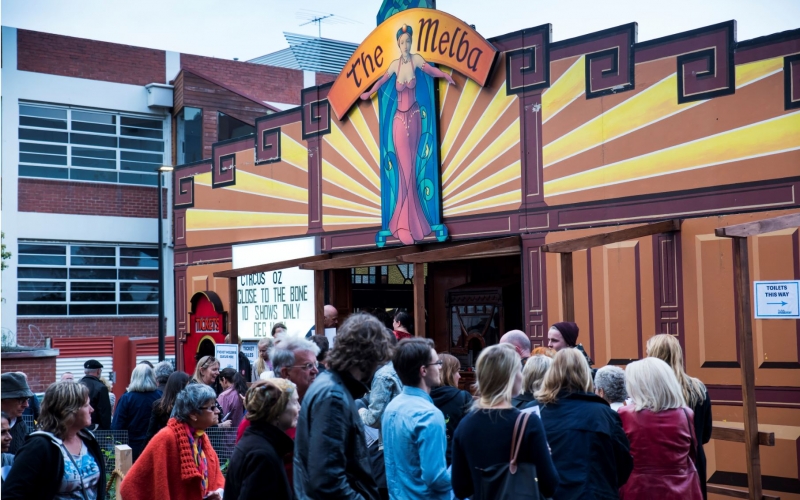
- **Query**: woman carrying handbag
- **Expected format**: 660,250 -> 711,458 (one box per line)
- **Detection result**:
451,344 -> 559,499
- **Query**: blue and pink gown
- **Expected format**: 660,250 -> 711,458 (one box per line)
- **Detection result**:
390,57 -> 431,245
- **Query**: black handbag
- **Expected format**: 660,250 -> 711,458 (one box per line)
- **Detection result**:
476,411 -> 541,500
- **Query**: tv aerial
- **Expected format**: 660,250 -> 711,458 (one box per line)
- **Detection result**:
296,9 -> 358,38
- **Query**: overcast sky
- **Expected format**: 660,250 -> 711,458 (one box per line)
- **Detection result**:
3,0 -> 798,62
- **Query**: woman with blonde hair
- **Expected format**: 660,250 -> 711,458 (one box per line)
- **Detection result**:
430,353 -> 472,465
252,337 -> 275,381
190,356 -> 231,428
537,348 -> 632,500
619,357 -> 702,499
192,355 -> 220,389
512,354 -> 552,413
451,344 -> 559,499
646,333 -> 712,498
225,379 -> 299,500
112,363 -> 161,461
4,382 -> 106,499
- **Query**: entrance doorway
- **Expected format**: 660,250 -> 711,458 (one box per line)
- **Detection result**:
348,264 -> 420,331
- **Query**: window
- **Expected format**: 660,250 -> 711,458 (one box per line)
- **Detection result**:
217,112 -> 254,141
18,104 -> 165,186
351,264 -> 424,285
178,107 -> 203,164
17,242 -> 159,316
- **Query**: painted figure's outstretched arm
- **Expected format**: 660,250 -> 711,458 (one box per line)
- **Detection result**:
360,70 -> 393,100
419,59 -> 456,85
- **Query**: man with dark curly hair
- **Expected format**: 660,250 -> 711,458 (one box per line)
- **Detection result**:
294,313 -> 393,500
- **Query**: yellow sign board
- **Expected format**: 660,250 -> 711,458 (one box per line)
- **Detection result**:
328,8 -> 498,120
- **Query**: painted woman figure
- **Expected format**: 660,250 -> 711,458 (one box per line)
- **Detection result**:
361,24 -> 455,245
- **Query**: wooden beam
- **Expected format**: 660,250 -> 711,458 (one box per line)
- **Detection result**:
711,426 -> 775,446
413,262 -> 425,338
213,254 -> 330,278
314,270 -> 325,336
716,212 -> 800,238
731,236 -> 763,500
228,277 -> 238,345
300,246 -> 421,270
398,236 -> 521,263
114,444 -> 132,500
541,219 -> 681,254
560,253 -> 575,322
706,485 -> 780,500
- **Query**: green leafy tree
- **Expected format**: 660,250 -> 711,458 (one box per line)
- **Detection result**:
1,232 -> 9,271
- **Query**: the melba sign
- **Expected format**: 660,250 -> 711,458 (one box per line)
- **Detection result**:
328,8 -> 497,120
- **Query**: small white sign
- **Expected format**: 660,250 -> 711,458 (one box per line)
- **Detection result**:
754,280 -> 800,319
241,341 -> 259,368
215,344 -> 239,371
324,327 -> 337,348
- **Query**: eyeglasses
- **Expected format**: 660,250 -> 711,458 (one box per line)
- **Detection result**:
425,360 -> 443,367
291,362 -> 319,371
197,405 -> 220,412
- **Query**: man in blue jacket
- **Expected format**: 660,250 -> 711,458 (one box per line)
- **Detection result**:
382,338 -> 451,500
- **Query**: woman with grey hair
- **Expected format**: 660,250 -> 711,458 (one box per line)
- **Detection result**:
594,365 -> 629,411
112,364 -> 161,461
153,361 -> 174,392
121,384 -> 225,499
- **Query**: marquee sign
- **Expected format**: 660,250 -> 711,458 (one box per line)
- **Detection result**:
328,8 -> 498,120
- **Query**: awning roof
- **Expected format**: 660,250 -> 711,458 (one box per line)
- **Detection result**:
213,236 -> 521,278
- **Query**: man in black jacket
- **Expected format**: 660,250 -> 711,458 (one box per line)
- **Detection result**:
79,359 -> 111,430
294,313 -> 393,500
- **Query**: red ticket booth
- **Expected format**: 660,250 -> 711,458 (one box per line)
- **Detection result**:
183,291 -> 226,375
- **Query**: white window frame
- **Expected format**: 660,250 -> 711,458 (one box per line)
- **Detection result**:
17,241 -> 159,317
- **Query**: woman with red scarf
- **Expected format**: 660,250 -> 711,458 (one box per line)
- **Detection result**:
121,384 -> 225,500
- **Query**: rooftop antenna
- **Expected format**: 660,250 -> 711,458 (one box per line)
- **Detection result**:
300,13 -> 334,38
296,10 -> 358,38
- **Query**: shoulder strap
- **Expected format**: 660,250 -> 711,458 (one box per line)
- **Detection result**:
509,412 -> 531,474
59,440 -> 90,500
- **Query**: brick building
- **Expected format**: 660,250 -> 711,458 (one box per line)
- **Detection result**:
0,26 -> 341,396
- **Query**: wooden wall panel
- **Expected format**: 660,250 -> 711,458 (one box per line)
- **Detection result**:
653,232 -> 685,344
572,249 -> 593,359
682,209 -> 800,388
522,235 -> 548,347
601,241 -> 643,364
751,227 -> 800,381
694,235 -> 740,370
544,224 -> 655,363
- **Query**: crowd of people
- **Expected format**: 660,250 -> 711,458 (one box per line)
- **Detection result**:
0,307 -> 713,500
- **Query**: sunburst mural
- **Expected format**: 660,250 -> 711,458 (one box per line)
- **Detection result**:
542,55 -> 799,205
439,56 -> 521,218
183,122 -> 310,247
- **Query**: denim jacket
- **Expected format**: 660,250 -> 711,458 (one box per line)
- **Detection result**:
359,362 -> 403,429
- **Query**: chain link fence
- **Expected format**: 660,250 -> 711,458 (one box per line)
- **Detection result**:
205,427 -> 238,471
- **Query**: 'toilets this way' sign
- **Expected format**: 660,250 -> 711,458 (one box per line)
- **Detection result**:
754,281 -> 800,319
